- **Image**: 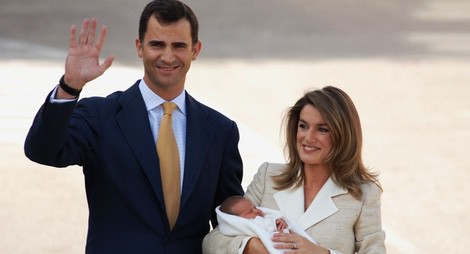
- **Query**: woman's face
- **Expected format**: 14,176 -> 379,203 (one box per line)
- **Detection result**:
296,104 -> 333,168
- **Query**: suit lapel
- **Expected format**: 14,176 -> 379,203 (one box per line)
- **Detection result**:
115,88 -> 214,218
274,177 -> 348,230
180,93 -> 211,207
116,83 -> 165,205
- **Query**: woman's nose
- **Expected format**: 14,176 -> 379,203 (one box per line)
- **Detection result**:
305,129 -> 316,142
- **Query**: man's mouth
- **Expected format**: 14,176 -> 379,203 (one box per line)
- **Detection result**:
157,66 -> 178,71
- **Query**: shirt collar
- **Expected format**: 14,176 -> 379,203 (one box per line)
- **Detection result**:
138,79 -> 186,115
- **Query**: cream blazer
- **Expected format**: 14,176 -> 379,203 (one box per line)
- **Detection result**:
203,162 -> 386,254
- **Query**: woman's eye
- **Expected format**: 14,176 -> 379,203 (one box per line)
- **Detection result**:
319,127 -> 329,133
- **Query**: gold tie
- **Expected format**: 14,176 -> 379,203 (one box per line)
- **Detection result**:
157,102 -> 180,230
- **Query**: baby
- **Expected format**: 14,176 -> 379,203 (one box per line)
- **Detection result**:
219,195 -> 288,233
217,196 -> 316,254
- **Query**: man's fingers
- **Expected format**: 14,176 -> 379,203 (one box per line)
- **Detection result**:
71,18 -> 106,49
87,18 -> 97,45
69,25 -> 77,48
100,56 -> 115,73
79,18 -> 90,45
95,25 -> 108,52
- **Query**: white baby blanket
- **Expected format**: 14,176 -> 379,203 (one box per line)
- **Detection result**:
216,206 -> 316,254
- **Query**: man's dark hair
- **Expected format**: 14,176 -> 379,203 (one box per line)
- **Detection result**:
138,0 -> 199,46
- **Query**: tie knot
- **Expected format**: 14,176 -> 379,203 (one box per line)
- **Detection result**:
162,102 -> 177,115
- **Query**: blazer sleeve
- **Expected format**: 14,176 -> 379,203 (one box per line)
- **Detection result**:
244,162 -> 270,206
355,183 -> 386,253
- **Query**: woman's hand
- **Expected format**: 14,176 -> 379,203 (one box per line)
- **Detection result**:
272,231 -> 329,254
243,237 -> 269,254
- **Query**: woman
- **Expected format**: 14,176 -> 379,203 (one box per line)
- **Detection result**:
203,86 -> 386,254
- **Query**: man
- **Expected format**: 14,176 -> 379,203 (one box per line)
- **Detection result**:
24,0 -> 244,253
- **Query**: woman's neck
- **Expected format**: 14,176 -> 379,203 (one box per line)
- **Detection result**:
303,164 -> 331,210
303,164 -> 330,188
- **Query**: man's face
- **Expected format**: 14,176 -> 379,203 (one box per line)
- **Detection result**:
136,16 -> 201,99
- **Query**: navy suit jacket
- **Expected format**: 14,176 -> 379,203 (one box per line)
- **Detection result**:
25,81 -> 244,254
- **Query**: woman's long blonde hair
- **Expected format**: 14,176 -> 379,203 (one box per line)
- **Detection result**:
273,86 -> 381,199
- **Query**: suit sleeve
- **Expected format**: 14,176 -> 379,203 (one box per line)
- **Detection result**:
354,183 -> 386,253
24,92 -> 98,168
211,121 -> 244,227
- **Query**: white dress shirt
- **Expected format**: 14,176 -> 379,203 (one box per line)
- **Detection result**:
138,80 -> 186,190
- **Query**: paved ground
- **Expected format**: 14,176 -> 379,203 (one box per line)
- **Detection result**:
1,0 -> 470,253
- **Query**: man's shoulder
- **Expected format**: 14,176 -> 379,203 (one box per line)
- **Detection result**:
78,81 -> 141,107
77,92 -> 121,108
186,92 -> 234,123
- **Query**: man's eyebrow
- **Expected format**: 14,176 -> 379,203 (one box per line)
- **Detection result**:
147,40 -> 164,45
172,41 -> 189,47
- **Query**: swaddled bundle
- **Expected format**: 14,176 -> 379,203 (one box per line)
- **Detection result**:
216,206 -> 316,254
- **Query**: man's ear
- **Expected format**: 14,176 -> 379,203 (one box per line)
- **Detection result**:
191,40 -> 202,60
135,37 -> 143,58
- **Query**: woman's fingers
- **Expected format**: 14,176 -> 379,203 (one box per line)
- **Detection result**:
272,232 -> 304,250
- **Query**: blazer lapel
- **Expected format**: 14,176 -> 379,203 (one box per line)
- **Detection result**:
299,178 -> 348,229
274,177 -> 348,230
180,93 -> 211,207
116,83 -> 165,205
274,186 -> 304,223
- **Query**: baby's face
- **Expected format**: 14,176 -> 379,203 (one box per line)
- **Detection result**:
233,199 -> 264,219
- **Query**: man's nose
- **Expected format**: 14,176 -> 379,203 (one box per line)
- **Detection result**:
160,48 -> 175,63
